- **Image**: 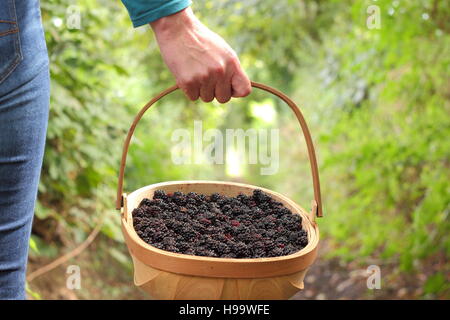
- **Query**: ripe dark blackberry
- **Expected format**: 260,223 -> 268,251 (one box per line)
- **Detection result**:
152,242 -> 164,250
132,189 -> 308,259
209,240 -> 230,256
269,247 -> 285,257
252,189 -> 270,203
151,230 -> 165,242
236,231 -> 254,243
231,207 -> 245,216
264,239 -> 276,251
195,247 -> 217,257
233,241 -> 251,257
237,193 -> 250,204
181,226 -> 197,241
138,198 -> 154,208
283,244 -> 297,256
254,249 -> 266,258
162,236 -> 176,246
173,191 -> 183,198
276,236 -> 288,246
171,220 -> 185,233
186,197 -> 197,206
153,189 -> 167,200
197,204 -> 209,213
165,245 -> 180,253
296,230 -> 308,247
210,193 -> 222,202
192,222 -> 207,234
177,241 -> 190,252
255,228 -> 267,238
204,211 -> 216,221
222,204 -> 232,214
205,226 -> 221,236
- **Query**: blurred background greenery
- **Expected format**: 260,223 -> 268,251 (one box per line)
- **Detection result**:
27,0 -> 449,299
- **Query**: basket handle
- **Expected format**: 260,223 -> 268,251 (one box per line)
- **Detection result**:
116,82 -> 323,218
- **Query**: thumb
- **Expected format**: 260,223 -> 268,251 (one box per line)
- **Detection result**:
231,68 -> 252,98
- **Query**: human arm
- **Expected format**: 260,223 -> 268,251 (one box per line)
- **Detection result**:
120,1 -> 251,103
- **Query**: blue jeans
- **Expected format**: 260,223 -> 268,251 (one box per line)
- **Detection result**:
0,0 -> 49,299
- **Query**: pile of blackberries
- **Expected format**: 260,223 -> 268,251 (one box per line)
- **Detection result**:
132,189 -> 308,258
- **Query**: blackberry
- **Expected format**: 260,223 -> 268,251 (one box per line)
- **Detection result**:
153,189 -> 167,200
254,248 -> 266,258
209,240 -> 230,256
233,241 -> 251,257
152,242 -> 164,250
296,230 -> 308,247
288,231 -> 302,242
197,204 -> 209,213
133,189 -> 308,259
162,236 -> 176,246
199,218 -> 212,225
211,233 -> 228,242
237,193 -> 250,204
204,211 -> 216,221
231,207 -> 245,216
269,247 -> 284,257
177,241 -> 190,252
236,231 -> 254,243
131,207 -> 145,219
138,198 -> 153,207
181,226 -> 197,241
283,244 -> 297,256
264,239 -> 276,251
192,222 -> 207,234
222,204 -> 232,214
171,220 -> 185,233
196,247 -> 217,257
210,193 -> 222,202
147,205 -> 162,216
253,189 -> 270,203
165,245 -> 180,253
151,230 -> 165,242
230,220 -> 240,227
186,192 -> 197,198
186,197 -> 197,206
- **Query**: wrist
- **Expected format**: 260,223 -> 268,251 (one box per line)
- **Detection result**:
150,7 -> 196,38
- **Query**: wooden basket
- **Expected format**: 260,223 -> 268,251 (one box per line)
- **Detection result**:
116,82 -> 323,300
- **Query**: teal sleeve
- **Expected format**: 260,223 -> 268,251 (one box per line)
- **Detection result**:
121,0 -> 192,28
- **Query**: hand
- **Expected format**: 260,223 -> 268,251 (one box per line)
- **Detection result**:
150,7 -> 251,103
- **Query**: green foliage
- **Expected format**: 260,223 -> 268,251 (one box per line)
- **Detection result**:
424,273 -> 449,298
316,0 -> 450,273
38,0 -> 137,240
26,284 -> 42,300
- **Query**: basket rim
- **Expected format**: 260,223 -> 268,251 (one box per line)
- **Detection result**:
121,180 -> 319,278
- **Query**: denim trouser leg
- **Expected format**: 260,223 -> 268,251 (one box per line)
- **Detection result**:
0,0 -> 49,299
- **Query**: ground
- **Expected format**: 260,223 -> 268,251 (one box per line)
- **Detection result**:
27,236 -> 442,300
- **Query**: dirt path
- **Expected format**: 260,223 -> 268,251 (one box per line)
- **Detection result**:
291,240 -> 443,300
292,243 -> 375,300
28,237 -> 432,300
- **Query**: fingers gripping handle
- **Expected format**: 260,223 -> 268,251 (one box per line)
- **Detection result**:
116,82 -> 323,218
